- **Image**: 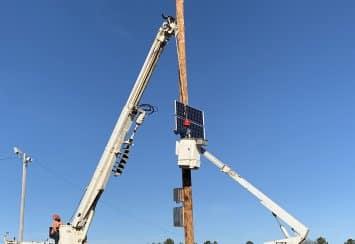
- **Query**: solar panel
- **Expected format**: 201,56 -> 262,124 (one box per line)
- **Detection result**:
174,100 -> 205,139
175,100 -> 204,125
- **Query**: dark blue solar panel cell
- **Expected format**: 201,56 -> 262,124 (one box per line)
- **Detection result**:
174,100 -> 205,139
175,100 -> 186,118
186,106 -> 204,125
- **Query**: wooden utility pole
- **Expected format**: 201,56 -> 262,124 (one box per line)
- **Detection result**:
176,1 -> 194,244
176,0 -> 189,105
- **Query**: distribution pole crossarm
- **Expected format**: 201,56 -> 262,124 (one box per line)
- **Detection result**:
56,17 -> 177,244
199,148 -> 309,244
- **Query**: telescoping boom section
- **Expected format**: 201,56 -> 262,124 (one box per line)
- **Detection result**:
56,17 -> 177,244
200,148 -> 309,244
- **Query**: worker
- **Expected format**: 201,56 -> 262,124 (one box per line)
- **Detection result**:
50,214 -> 62,244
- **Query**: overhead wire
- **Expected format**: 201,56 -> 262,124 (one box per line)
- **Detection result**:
28,155 -> 178,238
0,153 -> 78,187
0,156 -> 16,161
1,158 -> 178,237
34,158 -> 81,188
101,194 -> 180,240
31,156 -> 90,221
0,157 -> 178,240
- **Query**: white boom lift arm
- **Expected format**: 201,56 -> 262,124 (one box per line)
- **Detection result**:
199,147 -> 309,244
57,16 -> 177,244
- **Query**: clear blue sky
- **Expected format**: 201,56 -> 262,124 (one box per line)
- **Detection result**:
1,1 -> 354,243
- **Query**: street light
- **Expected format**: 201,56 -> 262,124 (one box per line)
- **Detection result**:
14,146 -> 32,243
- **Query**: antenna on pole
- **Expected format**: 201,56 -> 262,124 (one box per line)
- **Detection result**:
14,146 -> 33,243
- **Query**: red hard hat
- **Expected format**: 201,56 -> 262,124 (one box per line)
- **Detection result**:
52,214 -> 60,220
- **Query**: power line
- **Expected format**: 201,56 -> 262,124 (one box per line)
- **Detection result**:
33,157 -> 85,189
0,156 -> 16,161
34,157 -> 178,237
4,152 -> 178,240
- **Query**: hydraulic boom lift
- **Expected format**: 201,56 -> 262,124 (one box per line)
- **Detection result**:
200,148 -> 309,244
4,16 -> 177,244
59,16 -> 177,244
174,101 -> 308,244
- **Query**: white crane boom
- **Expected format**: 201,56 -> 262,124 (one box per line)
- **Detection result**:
200,148 -> 309,244
57,17 -> 177,244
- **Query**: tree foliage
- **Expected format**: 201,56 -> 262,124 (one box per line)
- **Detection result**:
345,239 -> 355,244
246,241 -> 254,244
164,238 -> 174,244
315,236 -> 328,244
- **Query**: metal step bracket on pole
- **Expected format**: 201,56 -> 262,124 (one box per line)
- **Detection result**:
173,188 -> 184,227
